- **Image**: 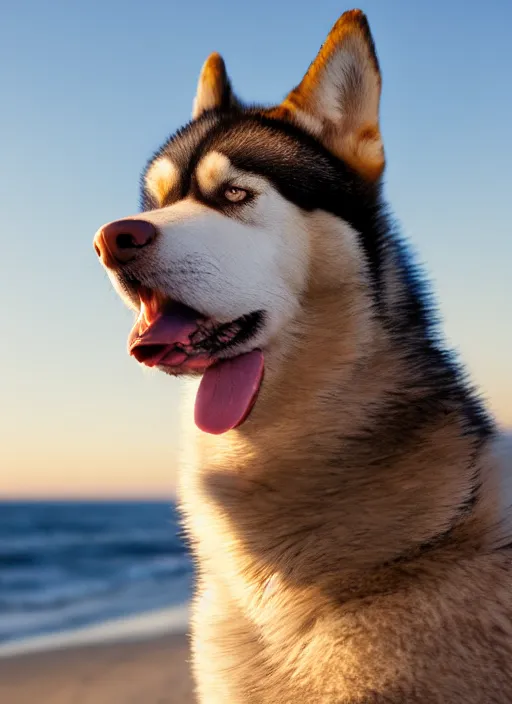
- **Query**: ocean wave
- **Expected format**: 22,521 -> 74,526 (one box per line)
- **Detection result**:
0,501 -> 194,644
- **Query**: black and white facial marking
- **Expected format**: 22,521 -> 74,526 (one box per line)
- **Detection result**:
142,111 -> 388,281
103,112 -> 388,355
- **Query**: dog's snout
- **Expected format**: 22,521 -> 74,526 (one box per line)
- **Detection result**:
94,219 -> 157,267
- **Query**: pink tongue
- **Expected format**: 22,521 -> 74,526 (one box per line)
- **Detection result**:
128,304 -> 199,367
128,306 -> 264,434
195,350 -> 264,435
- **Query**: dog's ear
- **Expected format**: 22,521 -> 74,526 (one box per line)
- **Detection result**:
192,53 -> 241,119
276,10 -> 384,182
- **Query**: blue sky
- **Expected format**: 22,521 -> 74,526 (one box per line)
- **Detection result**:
1,0 -> 511,497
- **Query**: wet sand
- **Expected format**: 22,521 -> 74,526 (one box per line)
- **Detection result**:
0,633 -> 195,704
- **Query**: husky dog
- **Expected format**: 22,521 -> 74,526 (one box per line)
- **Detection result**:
94,9 -> 512,703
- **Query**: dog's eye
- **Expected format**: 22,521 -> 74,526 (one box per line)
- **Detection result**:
224,186 -> 248,203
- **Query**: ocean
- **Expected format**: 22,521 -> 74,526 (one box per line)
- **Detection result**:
0,501 -> 194,645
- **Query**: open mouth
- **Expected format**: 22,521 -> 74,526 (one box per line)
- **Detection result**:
127,286 -> 265,435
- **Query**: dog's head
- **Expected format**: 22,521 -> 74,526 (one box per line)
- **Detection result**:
94,10 -> 386,434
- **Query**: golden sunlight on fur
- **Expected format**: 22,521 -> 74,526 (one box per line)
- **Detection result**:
278,9 -> 384,181
193,52 -> 240,119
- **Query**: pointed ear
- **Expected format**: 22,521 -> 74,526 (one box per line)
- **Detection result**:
192,52 -> 241,119
279,10 -> 384,182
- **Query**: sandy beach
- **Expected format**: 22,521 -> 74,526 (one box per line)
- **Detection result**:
0,633 -> 195,704
0,606 -> 195,703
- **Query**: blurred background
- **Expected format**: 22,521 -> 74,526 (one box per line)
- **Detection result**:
0,0 -> 510,686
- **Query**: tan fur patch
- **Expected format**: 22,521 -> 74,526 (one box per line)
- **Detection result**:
195,151 -> 232,195
144,157 -> 179,205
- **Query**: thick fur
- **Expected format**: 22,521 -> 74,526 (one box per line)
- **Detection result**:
95,9 -> 512,703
